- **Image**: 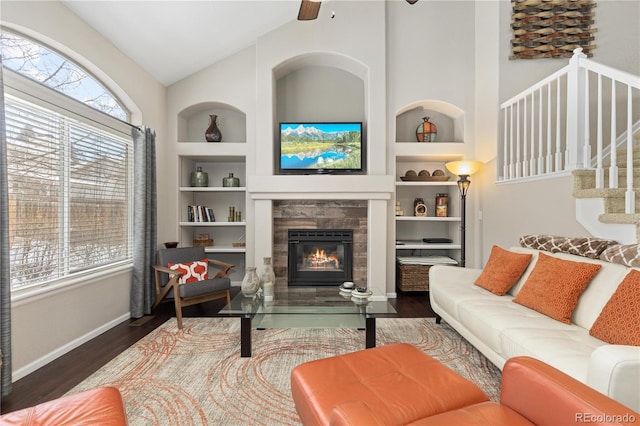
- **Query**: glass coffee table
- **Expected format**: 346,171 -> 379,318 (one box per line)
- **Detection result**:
220,286 -> 397,357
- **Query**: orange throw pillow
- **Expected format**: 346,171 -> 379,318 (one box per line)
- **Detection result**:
513,253 -> 601,324
168,259 -> 209,284
589,270 -> 640,346
475,245 -> 533,295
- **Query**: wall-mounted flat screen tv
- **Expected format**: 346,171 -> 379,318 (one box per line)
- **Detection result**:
277,122 -> 365,174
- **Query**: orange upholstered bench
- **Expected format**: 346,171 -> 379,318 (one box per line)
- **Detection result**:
291,343 -> 639,426
0,386 -> 127,425
291,343 -> 489,425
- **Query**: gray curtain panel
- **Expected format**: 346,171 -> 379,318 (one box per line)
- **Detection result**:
0,61 -> 13,397
131,126 -> 157,318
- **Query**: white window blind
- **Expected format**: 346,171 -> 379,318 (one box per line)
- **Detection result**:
6,95 -> 133,291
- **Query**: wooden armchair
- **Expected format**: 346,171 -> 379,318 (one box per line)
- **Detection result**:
153,246 -> 234,329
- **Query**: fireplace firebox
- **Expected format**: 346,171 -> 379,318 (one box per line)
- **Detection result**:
288,229 -> 353,286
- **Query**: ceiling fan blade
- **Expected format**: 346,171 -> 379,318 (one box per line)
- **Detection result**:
298,0 -> 321,21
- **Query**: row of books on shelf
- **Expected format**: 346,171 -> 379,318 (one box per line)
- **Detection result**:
187,205 -> 215,222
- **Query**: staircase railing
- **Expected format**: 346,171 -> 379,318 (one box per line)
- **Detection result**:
499,48 -> 640,214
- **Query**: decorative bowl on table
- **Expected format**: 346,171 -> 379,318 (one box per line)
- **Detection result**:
351,287 -> 372,298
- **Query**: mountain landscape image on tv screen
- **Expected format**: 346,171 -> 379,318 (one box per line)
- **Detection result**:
280,123 -> 362,171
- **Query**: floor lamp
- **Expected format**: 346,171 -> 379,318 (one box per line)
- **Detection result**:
445,161 -> 483,267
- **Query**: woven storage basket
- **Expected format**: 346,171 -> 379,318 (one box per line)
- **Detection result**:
193,234 -> 214,247
397,263 -> 430,292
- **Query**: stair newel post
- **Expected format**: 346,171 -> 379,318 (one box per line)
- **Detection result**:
566,48 -> 588,172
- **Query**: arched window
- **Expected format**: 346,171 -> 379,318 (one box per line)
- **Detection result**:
1,28 -> 134,294
1,28 -> 127,120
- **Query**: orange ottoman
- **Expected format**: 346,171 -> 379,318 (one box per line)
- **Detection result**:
290,343 -> 489,426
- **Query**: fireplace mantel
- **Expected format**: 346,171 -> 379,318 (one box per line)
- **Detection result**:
247,175 -> 394,200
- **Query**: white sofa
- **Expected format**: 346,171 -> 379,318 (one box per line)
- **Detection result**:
429,246 -> 640,412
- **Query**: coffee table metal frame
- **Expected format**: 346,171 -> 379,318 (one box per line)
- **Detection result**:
220,287 -> 396,357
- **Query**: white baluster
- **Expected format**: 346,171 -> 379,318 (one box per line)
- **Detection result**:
596,73 -> 604,188
523,96 -> 529,177
516,100 -> 521,178
609,79 -> 618,188
626,86 -> 635,214
531,92 -> 537,175
510,105 -> 515,179
503,107 -> 509,180
546,83 -> 553,173
556,77 -> 564,171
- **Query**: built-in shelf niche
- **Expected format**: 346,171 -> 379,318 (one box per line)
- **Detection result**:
273,53 -> 368,175
177,102 -> 246,143
396,100 -> 464,143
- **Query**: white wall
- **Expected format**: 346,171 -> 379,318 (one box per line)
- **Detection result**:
1,1 -> 166,379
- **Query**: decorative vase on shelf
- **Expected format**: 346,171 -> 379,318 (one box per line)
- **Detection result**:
205,114 -> 222,142
190,166 -> 208,187
241,266 -> 260,297
222,172 -> 240,187
260,257 -> 276,301
416,116 -> 437,142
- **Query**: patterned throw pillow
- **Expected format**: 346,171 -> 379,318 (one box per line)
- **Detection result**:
589,269 -> 640,346
475,245 -> 533,295
599,244 -> 640,267
519,235 -> 616,259
168,259 -> 209,284
513,253 -> 602,324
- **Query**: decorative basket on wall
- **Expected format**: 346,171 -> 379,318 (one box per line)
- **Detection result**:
510,0 -> 597,60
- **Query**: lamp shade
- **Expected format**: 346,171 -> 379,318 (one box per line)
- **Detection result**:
445,161 -> 483,177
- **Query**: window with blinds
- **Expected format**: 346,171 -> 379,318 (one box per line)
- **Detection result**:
6,95 -> 133,291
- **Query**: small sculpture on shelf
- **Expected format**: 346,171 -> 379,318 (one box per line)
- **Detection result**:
414,198 -> 427,217
228,206 -> 242,222
395,201 -> 404,216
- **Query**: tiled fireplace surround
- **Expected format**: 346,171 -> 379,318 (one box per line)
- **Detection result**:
248,175 -> 395,299
272,200 -> 368,287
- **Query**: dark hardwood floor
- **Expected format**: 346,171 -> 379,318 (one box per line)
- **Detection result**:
1,288 -> 434,414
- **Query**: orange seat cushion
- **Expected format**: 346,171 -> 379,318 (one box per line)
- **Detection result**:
513,252 -> 601,324
290,343 -> 489,426
589,269 -> 640,346
475,245 -> 532,295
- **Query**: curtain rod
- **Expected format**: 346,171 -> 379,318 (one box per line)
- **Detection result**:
5,83 -> 142,136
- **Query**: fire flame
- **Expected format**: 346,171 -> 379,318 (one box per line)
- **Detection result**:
305,248 -> 340,269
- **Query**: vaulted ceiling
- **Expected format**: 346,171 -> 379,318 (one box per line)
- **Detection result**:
61,1 -> 303,86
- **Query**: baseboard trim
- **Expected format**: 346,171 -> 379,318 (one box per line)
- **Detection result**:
12,312 -> 131,382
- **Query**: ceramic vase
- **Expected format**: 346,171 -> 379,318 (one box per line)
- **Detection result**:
190,166 -> 208,187
416,116 -> 437,142
205,114 -> 222,142
260,257 -> 276,301
241,266 -> 260,297
222,172 -> 240,187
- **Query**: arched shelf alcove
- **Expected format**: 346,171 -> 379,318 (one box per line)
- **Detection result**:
396,100 -> 464,143
273,52 -> 367,125
177,101 -> 247,144
395,100 -> 467,162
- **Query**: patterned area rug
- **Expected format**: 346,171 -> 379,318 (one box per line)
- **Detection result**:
69,317 -> 501,425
